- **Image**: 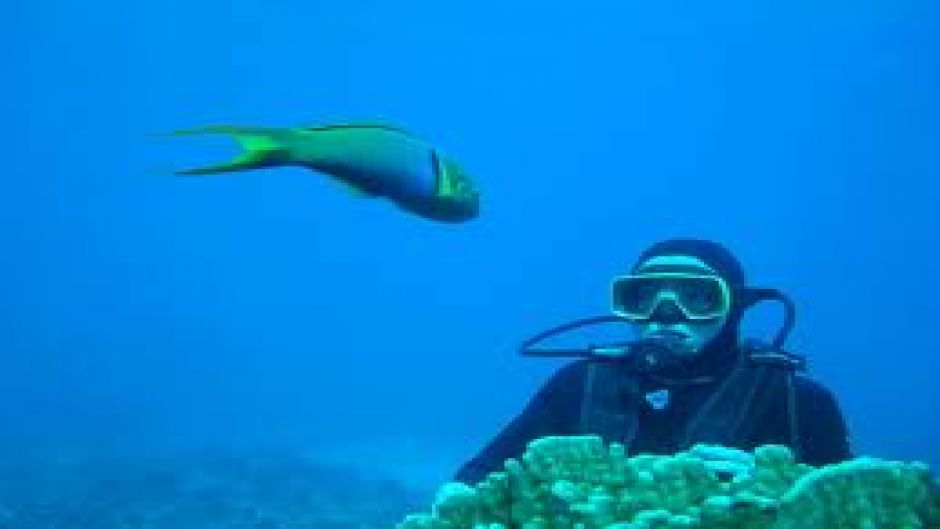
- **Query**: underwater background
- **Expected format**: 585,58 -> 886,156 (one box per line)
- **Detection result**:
2,0 -> 938,526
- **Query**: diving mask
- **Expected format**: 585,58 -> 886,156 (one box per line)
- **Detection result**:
611,272 -> 731,321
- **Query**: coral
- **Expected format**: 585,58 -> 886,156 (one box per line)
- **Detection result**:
397,435 -> 938,529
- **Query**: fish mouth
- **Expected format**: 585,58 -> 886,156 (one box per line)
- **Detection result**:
439,196 -> 480,222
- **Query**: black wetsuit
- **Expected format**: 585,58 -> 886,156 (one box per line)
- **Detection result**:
454,350 -> 852,484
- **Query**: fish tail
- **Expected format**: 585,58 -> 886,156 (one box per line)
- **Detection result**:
171,125 -> 288,175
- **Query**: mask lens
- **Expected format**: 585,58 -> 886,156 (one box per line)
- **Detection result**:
672,276 -> 726,318
612,276 -> 661,317
612,274 -> 729,320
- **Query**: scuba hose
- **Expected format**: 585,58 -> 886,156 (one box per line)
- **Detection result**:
518,286 -> 803,371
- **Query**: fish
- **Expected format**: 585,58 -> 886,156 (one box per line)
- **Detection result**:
171,123 -> 480,223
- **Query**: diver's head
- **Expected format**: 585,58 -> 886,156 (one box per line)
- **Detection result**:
611,238 -> 746,357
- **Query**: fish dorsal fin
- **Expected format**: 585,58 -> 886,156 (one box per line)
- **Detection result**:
298,122 -> 415,136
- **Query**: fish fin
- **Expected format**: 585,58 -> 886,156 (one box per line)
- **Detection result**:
297,122 -> 415,136
171,125 -> 287,175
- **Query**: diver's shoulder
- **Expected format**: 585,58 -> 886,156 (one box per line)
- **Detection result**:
523,359 -> 593,406
537,358 -> 595,391
792,373 -> 841,404
550,358 -> 594,381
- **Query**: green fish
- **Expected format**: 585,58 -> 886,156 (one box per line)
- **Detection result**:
172,123 -> 480,223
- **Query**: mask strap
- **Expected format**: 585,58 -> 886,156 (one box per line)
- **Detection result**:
736,287 -> 796,349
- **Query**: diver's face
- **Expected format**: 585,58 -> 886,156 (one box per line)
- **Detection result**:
637,316 -> 727,356
632,255 -> 731,356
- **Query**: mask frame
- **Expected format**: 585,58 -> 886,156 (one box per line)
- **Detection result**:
611,272 -> 732,321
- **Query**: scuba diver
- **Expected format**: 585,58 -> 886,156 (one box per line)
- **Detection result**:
454,238 -> 852,484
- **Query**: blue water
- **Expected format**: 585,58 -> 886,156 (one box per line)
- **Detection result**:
2,0 -> 938,513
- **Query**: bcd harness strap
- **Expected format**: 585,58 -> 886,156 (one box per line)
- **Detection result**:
578,348 -> 803,458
